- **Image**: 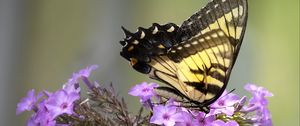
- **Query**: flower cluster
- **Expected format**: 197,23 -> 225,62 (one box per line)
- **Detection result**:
17,65 -> 98,126
129,82 -> 273,126
17,65 -> 273,126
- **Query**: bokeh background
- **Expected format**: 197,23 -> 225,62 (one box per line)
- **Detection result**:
0,0 -> 298,125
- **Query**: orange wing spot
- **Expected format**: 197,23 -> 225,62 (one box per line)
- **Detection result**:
130,58 -> 138,66
128,46 -> 134,51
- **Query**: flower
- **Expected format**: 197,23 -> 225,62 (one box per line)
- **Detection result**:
244,84 -> 273,126
210,120 -> 239,126
45,90 -> 80,117
128,82 -> 158,102
210,90 -> 240,115
244,84 -> 273,108
66,65 -> 98,90
27,112 -> 56,126
150,103 -> 183,126
195,111 -> 215,126
17,65 -> 101,126
67,65 -> 98,85
62,82 -> 80,94
16,89 -> 42,115
128,82 -> 273,126
174,111 -> 200,126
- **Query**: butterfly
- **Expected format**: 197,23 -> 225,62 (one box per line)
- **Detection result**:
119,0 -> 248,113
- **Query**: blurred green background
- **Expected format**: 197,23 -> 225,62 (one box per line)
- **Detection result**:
0,0 -> 298,125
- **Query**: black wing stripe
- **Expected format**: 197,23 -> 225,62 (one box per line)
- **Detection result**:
217,0 -> 235,39
213,0 -> 232,38
180,45 -> 208,81
179,44 -> 211,101
175,34 -> 229,57
227,0 -> 237,38
203,35 -> 224,85
186,82 -> 222,95
154,70 -> 191,97
210,32 -> 227,68
207,2 -> 228,63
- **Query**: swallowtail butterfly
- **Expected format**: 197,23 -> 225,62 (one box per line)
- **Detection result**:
120,0 -> 248,113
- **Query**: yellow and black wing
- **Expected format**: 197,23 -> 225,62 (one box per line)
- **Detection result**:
120,0 -> 248,109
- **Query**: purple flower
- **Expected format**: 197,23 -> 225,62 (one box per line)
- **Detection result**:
174,111 -> 200,126
28,113 -> 56,126
128,82 -> 158,102
195,111 -> 215,126
245,84 -> 273,107
34,99 -> 56,124
67,65 -> 98,84
45,90 -> 80,117
17,65 -> 100,126
244,84 -> 273,126
17,89 -> 42,115
150,103 -> 183,126
210,91 -> 240,115
66,65 -> 98,90
210,120 -> 239,126
62,82 -> 80,94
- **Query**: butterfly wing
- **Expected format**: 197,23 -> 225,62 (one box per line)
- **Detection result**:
120,0 -> 248,106
155,29 -> 235,105
169,0 -> 248,105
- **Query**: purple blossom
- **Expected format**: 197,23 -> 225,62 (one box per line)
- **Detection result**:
210,90 -> 240,115
195,111 -> 215,126
244,84 -> 273,126
17,65 -> 101,126
174,111 -> 200,126
128,82 -> 158,102
245,83 -> 273,107
150,103 -> 183,126
210,120 -> 239,126
67,65 -> 98,85
32,99 -> 57,125
127,83 -> 274,126
45,90 -> 80,117
16,89 -> 42,115
27,112 -> 57,126
62,82 -> 80,94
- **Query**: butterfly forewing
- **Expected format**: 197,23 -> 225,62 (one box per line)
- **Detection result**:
159,30 -> 234,103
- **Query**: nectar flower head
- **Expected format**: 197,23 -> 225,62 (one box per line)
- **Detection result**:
128,82 -> 158,102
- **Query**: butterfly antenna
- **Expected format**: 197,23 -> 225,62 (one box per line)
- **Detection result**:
220,88 -> 236,99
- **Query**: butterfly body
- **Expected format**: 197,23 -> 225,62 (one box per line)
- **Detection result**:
120,0 -> 248,113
